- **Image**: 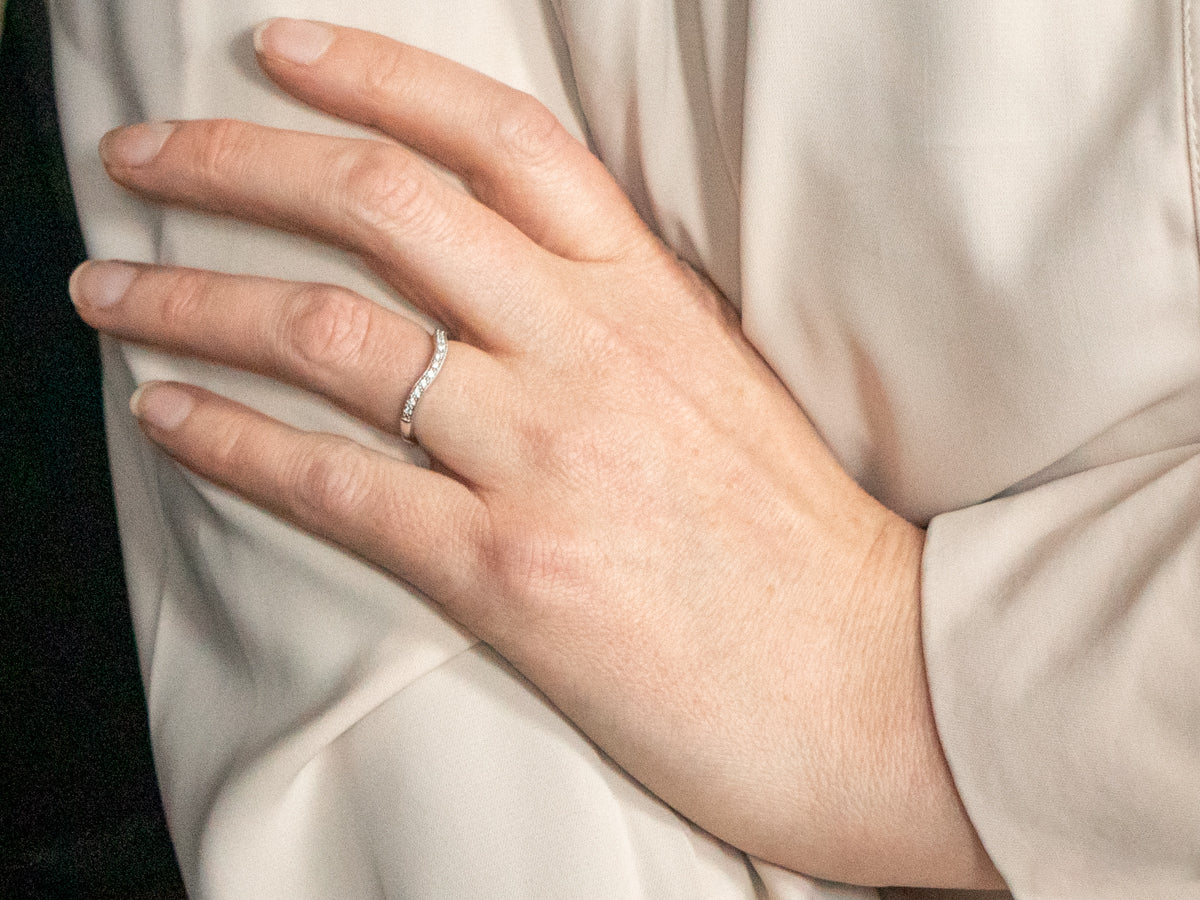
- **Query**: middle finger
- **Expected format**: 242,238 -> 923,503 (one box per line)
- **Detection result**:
99,118 -> 553,350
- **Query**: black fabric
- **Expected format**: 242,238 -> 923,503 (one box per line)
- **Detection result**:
0,0 -> 186,895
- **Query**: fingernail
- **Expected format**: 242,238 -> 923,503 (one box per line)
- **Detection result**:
101,121 -> 177,167
254,18 -> 333,65
69,261 -> 137,309
131,383 -> 194,430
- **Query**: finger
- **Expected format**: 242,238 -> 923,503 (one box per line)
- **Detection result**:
128,380 -> 490,607
70,260 -> 519,485
99,118 -> 551,349
253,18 -> 648,261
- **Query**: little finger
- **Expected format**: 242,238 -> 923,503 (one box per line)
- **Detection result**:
128,380 -> 489,606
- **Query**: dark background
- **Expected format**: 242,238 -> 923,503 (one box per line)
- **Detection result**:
1,0 -> 186,894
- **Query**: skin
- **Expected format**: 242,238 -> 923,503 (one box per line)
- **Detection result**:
70,19 -> 1005,890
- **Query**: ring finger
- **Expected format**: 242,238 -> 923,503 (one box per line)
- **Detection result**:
70,259 -> 517,484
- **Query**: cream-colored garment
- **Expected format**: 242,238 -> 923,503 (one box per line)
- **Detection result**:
50,1 -> 1199,897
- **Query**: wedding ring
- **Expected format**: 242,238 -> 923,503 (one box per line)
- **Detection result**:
400,327 -> 447,443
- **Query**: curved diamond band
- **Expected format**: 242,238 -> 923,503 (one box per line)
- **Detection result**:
400,327 -> 447,444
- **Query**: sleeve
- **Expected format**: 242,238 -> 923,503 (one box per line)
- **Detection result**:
923,441 -> 1200,898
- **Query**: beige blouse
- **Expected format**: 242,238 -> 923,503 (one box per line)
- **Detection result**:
50,0 -> 1200,896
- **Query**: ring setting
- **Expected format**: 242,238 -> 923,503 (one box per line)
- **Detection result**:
400,327 -> 447,443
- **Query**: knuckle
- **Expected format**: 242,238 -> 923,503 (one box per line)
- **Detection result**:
159,269 -> 211,333
282,284 -> 373,373
194,118 -> 253,184
360,50 -> 415,108
207,415 -> 258,472
515,392 -> 641,502
483,524 -> 591,617
339,144 -> 439,234
490,92 -> 568,169
293,438 -> 374,519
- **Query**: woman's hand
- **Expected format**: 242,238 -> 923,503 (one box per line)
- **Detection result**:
70,19 -> 1001,889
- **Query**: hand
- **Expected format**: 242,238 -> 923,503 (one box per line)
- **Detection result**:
71,19 -> 1001,889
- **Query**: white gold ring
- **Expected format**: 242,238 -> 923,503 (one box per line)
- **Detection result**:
400,327 -> 447,444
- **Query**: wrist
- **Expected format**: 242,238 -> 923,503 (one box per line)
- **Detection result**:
852,513 -> 1005,889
